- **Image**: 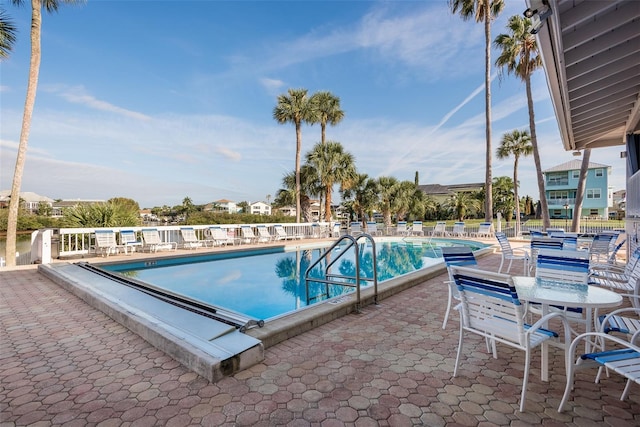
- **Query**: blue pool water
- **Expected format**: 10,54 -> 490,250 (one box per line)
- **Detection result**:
102,238 -> 487,321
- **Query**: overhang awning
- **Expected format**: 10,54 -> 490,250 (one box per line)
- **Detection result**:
531,0 -> 640,151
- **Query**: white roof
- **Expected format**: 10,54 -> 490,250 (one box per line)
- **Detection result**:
543,159 -> 610,173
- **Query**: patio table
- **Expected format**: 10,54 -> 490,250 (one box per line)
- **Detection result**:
513,276 -> 622,381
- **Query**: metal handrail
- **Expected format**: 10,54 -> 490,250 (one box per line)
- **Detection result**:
304,233 -> 378,313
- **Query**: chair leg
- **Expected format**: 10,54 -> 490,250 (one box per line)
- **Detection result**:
498,257 -> 505,273
442,283 -> 454,329
621,378 -> 633,401
454,326 -> 464,377
519,349 -> 533,412
506,259 -> 513,274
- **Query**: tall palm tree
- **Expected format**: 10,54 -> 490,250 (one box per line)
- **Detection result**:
310,91 -> 344,145
273,88 -> 317,223
305,141 -> 356,222
450,0 -> 504,223
496,129 -> 533,236
0,8 -> 17,58
341,173 -> 379,224
571,149 -> 591,232
494,14 -> 549,230
5,0 -> 83,267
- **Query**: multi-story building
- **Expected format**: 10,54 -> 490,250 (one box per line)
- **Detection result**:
249,201 -> 271,216
542,160 -> 611,220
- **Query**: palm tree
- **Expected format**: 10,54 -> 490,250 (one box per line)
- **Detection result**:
273,88 -> 317,223
494,14 -> 549,230
445,192 -> 482,221
377,176 -> 399,228
496,129 -> 533,236
450,0 -> 504,223
391,181 -> 420,221
305,141 -> 356,222
341,173 -> 379,224
5,0 -> 84,267
0,8 -> 17,58
310,91 -> 344,145
277,165 -> 322,222
571,149 -> 591,232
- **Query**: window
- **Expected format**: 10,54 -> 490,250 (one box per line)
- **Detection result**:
590,209 -> 599,217
586,189 -> 601,199
572,170 -> 579,179
595,168 -> 603,177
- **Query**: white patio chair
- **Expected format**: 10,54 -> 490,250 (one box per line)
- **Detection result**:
180,227 -> 208,249
273,224 -> 302,240
141,228 -> 178,253
450,265 -> 570,412
410,221 -> 423,236
94,229 -> 121,257
588,233 -> 617,263
590,247 -> 640,289
431,221 -> 449,237
349,222 -> 362,236
119,229 -> 143,254
240,226 -> 258,244
206,226 -> 235,246
558,331 -> 640,412
256,225 -> 273,243
472,222 -> 494,238
366,221 -> 381,236
451,222 -> 466,237
495,232 -> 529,275
396,221 -> 409,236
441,246 -> 478,330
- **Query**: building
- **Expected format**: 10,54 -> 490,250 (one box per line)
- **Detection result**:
418,182 -> 484,205
0,190 -> 54,214
205,199 -> 238,214
532,0 -> 639,255
542,160 -> 612,219
249,202 -> 272,216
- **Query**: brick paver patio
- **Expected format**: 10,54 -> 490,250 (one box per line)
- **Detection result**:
1,248 -> 639,426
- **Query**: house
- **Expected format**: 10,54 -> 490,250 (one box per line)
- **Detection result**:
249,201 -> 271,216
51,199 -> 105,217
418,183 -> 484,205
0,190 -> 54,214
542,160 -> 611,220
205,199 -> 238,214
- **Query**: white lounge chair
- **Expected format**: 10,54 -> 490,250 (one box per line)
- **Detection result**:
256,225 -> 273,243
119,229 -> 143,254
94,229 -> 121,257
451,222 -> 466,237
495,232 -> 529,275
396,221 -> 409,236
206,226 -> 235,246
141,228 -> 178,252
240,226 -> 258,244
431,221 -> 449,237
180,227 -> 208,249
366,221 -> 381,236
472,222 -> 494,238
349,222 -> 362,236
274,224 -> 303,240
410,221 -> 423,236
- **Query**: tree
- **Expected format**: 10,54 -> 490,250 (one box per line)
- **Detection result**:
492,176 -> 515,221
277,165 -> 321,222
4,0 -> 83,267
341,173 -> 379,224
445,192 -> 482,221
393,181 -> 422,221
571,149 -> 591,232
273,88 -> 317,223
450,0 -> 504,223
305,141 -> 356,222
0,8 -> 17,58
310,91 -> 344,145
494,14 -> 549,230
376,176 -> 399,228
496,129 -> 532,236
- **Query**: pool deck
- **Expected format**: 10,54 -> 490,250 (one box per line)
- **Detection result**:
2,237 -> 639,425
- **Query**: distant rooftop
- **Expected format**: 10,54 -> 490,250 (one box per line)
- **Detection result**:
543,160 -> 610,173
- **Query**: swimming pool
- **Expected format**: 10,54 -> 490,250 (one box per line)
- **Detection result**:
101,237 -> 488,322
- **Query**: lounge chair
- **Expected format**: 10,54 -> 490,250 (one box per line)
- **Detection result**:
366,221 -> 381,236
119,229 -> 143,254
94,229 -> 122,257
349,222 -> 362,236
273,224 -> 303,240
410,221 -> 424,236
332,222 -> 342,237
431,221 -> 449,237
206,226 -> 236,246
141,228 -> 178,252
589,233 -> 617,263
180,227 -> 209,249
256,225 -> 273,243
396,221 -> 409,236
451,222 -> 466,237
311,223 -> 329,238
472,222 -> 494,238
240,226 -> 258,244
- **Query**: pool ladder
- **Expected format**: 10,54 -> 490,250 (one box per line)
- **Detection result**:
304,233 -> 378,313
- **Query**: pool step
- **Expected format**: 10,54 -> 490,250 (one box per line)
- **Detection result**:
39,263 -> 264,382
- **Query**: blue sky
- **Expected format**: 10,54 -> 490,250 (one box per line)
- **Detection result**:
0,0 -> 627,208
